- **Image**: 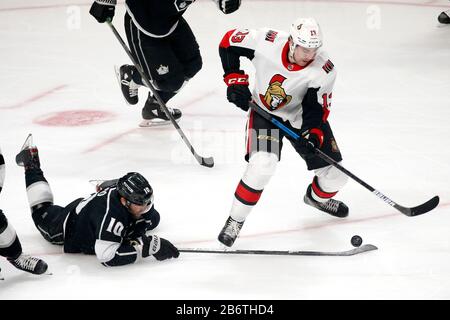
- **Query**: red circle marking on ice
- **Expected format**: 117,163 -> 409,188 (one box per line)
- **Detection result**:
34,110 -> 116,127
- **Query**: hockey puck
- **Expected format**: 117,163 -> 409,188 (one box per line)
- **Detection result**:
351,235 -> 363,247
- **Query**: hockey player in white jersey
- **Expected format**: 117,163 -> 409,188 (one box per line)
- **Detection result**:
217,18 -> 349,247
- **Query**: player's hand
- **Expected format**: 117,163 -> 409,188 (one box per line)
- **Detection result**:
216,0 -> 241,14
294,128 -> 323,158
140,235 -> 179,261
224,72 -> 251,112
89,1 -> 115,23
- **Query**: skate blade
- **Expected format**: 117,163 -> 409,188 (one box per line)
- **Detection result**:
139,118 -> 181,128
20,134 -> 33,151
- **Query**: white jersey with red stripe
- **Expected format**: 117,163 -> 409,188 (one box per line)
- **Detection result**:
220,28 -> 336,130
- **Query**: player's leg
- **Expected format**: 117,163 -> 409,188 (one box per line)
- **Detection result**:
218,110 -> 282,247
0,209 -> 48,275
123,13 -> 183,126
291,122 -> 349,218
170,17 -> 202,89
16,135 -> 68,245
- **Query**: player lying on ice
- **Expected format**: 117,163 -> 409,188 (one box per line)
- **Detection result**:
217,17 -> 350,247
15,135 -> 179,266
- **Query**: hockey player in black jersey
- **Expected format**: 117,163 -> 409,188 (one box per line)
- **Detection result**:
0,147 -> 48,278
15,135 -> 179,267
89,0 -> 242,127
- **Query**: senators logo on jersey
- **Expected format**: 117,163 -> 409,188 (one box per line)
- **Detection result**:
259,74 -> 292,111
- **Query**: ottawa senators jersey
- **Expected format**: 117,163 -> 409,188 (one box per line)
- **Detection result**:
219,28 -> 336,131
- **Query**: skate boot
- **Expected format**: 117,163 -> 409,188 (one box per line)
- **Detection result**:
115,64 -> 140,105
438,10 -> 450,24
15,134 -> 40,169
8,254 -> 48,275
218,216 -> 245,247
304,185 -> 349,218
140,95 -> 182,127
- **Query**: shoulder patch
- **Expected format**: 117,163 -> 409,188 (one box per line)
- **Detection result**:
322,59 -> 334,73
265,30 -> 278,43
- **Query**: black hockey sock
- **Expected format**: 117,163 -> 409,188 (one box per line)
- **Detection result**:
0,212 -> 22,259
25,168 -> 48,188
1,236 -> 22,260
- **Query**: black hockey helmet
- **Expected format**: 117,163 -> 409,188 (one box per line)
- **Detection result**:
117,172 -> 153,206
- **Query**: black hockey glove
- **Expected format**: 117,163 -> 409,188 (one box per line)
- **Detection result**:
89,1 -> 116,23
215,0 -> 241,14
294,128 -> 324,158
224,71 -> 251,112
140,235 -> 179,261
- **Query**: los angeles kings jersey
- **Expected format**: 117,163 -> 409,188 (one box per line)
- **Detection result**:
125,0 -> 196,37
219,28 -> 336,131
63,187 -> 159,266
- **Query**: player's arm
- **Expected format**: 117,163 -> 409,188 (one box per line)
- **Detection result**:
297,66 -> 337,155
95,192 -> 176,267
124,206 -> 161,240
219,28 -> 260,111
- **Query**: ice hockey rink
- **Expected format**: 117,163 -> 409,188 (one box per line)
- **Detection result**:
0,0 -> 449,300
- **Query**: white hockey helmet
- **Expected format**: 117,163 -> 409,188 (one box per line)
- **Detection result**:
289,17 -> 323,49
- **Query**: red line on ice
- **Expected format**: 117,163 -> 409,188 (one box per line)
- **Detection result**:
0,84 -> 67,110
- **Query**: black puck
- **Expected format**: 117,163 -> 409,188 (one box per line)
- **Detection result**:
351,235 -> 363,247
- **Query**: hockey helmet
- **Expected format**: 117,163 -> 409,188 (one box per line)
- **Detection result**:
117,172 -> 154,206
289,17 -> 323,49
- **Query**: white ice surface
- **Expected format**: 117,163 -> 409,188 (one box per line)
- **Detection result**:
0,0 -> 449,299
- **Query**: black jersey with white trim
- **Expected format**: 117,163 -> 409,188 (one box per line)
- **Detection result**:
125,0 -> 196,37
63,187 -> 159,266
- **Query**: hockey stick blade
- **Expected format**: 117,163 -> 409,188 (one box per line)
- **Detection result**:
396,195 -> 440,217
199,156 -> 214,168
179,244 -> 378,257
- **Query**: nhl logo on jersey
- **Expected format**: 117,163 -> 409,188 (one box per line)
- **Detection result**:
174,0 -> 195,12
259,74 -> 292,111
156,65 -> 169,75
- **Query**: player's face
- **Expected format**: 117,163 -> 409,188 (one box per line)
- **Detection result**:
128,203 -> 152,218
121,196 -> 153,219
293,45 -> 317,66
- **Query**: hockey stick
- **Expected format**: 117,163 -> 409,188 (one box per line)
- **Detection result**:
180,244 -> 378,256
248,101 -> 440,217
106,21 -> 214,168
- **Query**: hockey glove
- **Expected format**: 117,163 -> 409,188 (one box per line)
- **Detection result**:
89,0 -> 116,23
224,72 -> 251,112
139,235 -> 179,261
294,128 -> 324,158
214,0 -> 242,14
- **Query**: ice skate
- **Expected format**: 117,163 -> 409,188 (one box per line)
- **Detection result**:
115,65 -> 140,105
15,134 -> 40,169
304,185 -> 349,218
438,10 -> 450,24
8,254 -> 48,275
218,216 -> 245,247
139,95 -> 182,127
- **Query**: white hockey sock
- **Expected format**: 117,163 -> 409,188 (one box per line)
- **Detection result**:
230,152 -> 278,221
